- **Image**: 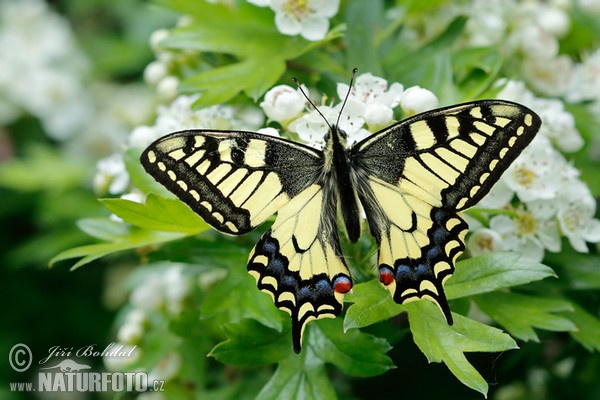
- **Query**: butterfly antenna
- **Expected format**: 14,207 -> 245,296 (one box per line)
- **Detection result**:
292,76 -> 334,132
335,67 -> 358,129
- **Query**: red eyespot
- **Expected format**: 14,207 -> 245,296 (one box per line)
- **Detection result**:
379,269 -> 395,286
333,276 -> 352,294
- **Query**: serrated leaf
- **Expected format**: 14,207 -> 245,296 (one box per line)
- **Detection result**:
562,301 -> 600,351
100,194 -> 208,234
49,229 -> 187,270
475,292 -> 576,342
344,279 -> 404,330
549,252 -> 600,290
406,300 -> 518,396
445,252 -> 556,299
156,0 -> 316,106
201,263 -> 283,332
209,319 -> 291,366
257,351 -> 336,400
307,318 -> 395,377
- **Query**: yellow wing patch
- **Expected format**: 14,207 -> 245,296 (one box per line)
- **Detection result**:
247,185 -> 352,353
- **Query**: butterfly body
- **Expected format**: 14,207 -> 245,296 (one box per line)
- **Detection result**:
141,100 -> 541,353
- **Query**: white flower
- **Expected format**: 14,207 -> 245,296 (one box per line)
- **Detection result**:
566,49 -> 600,103
156,76 -> 180,99
502,136 -> 563,202
153,95 -> 257,133
496,80 -> 584,152
149,28 -> 170,52
400,86 -> 439,117
534,98 -> 583,153
288,105 -> 338,148
364,103 -> 393,131
522,55 -> 573,97
288,104 -> 369,148
130,275 -> 165,312
93,154 -> 129,195
489,207 -> 559,262
257,127 -> 281,137
556,181 -> 600,252
337,73 -> 403,130
0,0 -> 91,139
467,228 -> 504,257
578,0 -> 600,14
117,320 -> 144,344
144,61 -> 168,85
535,4 -> 571,38
260,85 -> 306,124
254,0 -> 340,41
148,352 -> 181,382
129,125 -> 160,149
163,267 -> 190,315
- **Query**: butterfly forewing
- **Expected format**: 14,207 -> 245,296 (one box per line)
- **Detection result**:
141,130 -> 323,234
351,100 -> 541,322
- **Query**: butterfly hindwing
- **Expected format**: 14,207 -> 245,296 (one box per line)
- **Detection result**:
141,130 -> 323,235
352,100 -> 541,321
248,183 -> 352,353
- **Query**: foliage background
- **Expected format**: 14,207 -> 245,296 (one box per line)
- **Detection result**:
1,0 -> 600,399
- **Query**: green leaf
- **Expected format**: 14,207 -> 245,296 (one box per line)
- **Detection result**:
344,253 -> 556,331
548,252 -> 600,290
406,300 -> 518,396
562,301 -> 600,351
157,0 -> 318,106
49,229 -> 187,270
257,351 -> 337,400
180,57 -> 284,105
76,218 -> 130,241
445,253 -> 556,299
344,0 -> 384,75
100,194 -> 209,234
209,319 -> 292,366
308,318 -> 395,377
344,279 -> 404,330
255,317 -> 393,400
475,292 -> 576,342
201,262 -> 283,333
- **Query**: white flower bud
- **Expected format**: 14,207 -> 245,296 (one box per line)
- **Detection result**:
156,76 -> 179,100
260,85 -> 306,124
400,86 -> 439,117
144,61 -> 168,85
150,29 -> 169,51
364,103 -> 393,130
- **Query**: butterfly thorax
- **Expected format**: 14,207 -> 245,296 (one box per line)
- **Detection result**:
323,126 -> 361,243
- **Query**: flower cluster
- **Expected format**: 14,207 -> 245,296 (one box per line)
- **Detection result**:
247,0 -> 340,41
102,266 -> 191,385
264,73 -> 437,148
0,0 -> 91,140
467,81 -> 600,261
